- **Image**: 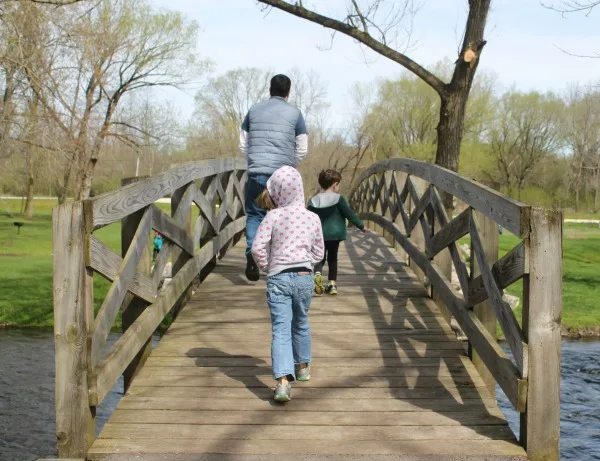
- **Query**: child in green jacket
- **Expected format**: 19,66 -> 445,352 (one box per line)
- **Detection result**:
307,169 -> 366,295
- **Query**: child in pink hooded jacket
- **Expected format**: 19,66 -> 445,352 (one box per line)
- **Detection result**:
251,166 -> 324,402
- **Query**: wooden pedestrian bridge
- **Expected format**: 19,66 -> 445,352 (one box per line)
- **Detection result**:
51,157 -> 561,461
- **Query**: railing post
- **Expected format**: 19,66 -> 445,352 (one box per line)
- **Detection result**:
120,176 -> 152,393
468,209 -> 499,399
408,177 -> 428,290
520,208 -> 562,461
53,202 -> 95,457
171,183 -> 194,317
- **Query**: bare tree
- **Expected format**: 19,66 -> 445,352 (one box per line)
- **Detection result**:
565,85 -> 600,211
20,0 -> 205,200
487,90 -> 564,200
256,0 -> 493,208
543,1 -> 600,14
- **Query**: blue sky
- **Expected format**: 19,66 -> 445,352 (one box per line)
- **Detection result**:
151,0 -> 600,126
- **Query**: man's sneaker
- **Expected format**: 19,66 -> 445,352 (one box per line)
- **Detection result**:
296,363 -> 311,382
245,254 -> 260,282
314,272 -> 324,296
273,382 -> 291,402
325,283 -> 338,295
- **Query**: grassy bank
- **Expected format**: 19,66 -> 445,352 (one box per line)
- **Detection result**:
498,223 -> 600,336
1,199 -> 600,335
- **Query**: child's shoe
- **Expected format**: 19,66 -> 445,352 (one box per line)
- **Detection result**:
273,382 -> 292,402
314,272 -> 324,296
325,283 -> 338,295
296,363 -> 311,382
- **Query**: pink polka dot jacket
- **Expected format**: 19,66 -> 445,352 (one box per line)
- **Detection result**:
251,166 -> 325,277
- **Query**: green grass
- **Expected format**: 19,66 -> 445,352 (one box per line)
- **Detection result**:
0,198 -> 171,328
2,199 -> 600,332
459,222 -> 600,336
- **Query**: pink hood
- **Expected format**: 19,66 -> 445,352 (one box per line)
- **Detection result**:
266,166 -> 305,208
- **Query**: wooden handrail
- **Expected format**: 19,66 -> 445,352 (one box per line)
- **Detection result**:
350,159 -> 562,461
53,158 -> 247,458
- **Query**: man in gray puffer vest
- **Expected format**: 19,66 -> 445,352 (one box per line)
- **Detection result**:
239,74 -> 308,281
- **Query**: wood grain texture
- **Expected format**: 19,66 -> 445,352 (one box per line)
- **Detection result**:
90,232 -> 523,460
53,202 -> 95,457
88,236 -> 156,304
89,158 -> 245,230
470,212 -> 527,376
521,209 -> 562,461
468,241 -> 527,306
350,158 -> 530,237
89,206 -> 153,365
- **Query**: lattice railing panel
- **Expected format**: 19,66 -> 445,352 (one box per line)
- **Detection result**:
76,159 -> 247,407
350,161 -> 533,413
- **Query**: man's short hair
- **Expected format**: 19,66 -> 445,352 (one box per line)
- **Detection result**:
318,169 -> 343,190
270,74 -> 291,98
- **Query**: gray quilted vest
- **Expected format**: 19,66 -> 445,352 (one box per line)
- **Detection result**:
246,96 -> 302,175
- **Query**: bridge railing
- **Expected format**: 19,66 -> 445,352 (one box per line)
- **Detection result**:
350,158 -> 561,461
52,158 -> 247,457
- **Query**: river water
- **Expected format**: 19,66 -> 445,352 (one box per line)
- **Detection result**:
0,330 -> 598,461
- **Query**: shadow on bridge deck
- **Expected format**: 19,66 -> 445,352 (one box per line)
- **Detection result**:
88,231 -> 526,461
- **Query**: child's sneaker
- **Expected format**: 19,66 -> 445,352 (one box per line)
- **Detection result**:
314,272 -> 324,296
273,382 -> 292,402
325,283 -> 338,295
296,363 -> 311,382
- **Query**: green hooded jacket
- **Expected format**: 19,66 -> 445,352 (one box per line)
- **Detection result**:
307,192 -> 364,241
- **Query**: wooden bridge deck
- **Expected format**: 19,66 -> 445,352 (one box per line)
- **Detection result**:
88,232 -> 526,460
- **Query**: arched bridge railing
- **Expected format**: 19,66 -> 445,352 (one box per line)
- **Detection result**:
350,158 -> 561,461
52,158 -> 247,457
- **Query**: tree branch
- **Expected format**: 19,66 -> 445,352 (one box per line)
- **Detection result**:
256,0 -> 447,96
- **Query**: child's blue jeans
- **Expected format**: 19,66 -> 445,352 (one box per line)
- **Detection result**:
266,271 -> 313,381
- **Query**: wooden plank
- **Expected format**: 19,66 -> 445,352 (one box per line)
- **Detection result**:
88,236 -> 156,304
89,158 -> 245,230
89,206 -> 153,365
117,396 -> 500,413
119,177 -> 154,395
429,207 -> 470,258
152,182 -> 197,289
150,347 -> 464,359
406,182 -> 431,237
92,218 -> 246,405
470,212 -> 527,376
150,204 -> 195,256
468,241 -> 527,306
135,365 -> 472,378
99,423 -> 516,441
351,157 -> 530,237
52,202 -> 95,457
126,385 -> 491,400
143,357 -> 469,368
469,208 -> 499,400
107,409 -> 506,426
88,438 -> 525,457
429,188 -> 470,296
127,375 -> 486,389
521,208 -> 562,461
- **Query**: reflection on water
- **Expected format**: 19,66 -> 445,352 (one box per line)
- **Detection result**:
1,330 -> 598,461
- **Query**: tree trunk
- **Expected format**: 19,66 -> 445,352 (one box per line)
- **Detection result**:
435,0 -> 491,209
24,174 -> 35,218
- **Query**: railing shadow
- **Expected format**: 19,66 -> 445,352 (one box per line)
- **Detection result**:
342,230 -> 509,432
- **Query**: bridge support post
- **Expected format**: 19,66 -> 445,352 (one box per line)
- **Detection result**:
121,177 -> 152,393
53,202 -> 95,457
521,208 -> 562,461
468,209 -> 498,399
170,183 -> 195,319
